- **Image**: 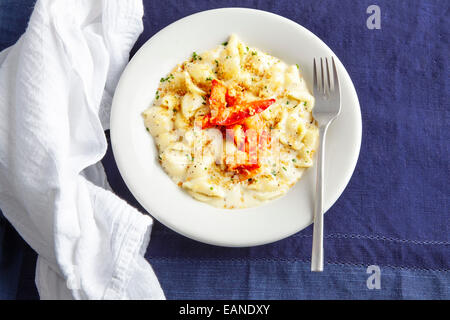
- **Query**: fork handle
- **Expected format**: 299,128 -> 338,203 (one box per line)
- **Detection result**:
311,124 -> 328,272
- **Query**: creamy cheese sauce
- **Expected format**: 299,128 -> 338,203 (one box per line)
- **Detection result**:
142,35 -> 318,209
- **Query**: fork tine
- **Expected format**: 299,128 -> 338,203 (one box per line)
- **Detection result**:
325,58 -> 331,94
332,57 -> 339,92
320,58 -> 324,94
313,58 -> 318,94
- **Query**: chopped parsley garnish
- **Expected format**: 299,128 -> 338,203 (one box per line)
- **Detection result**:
215,60 -> 219,67
206,77 -> 212,81
271,170 -> 277,176
292,158 -> 297,163
246,46 -> 249,51
251,51 -> 257,56
158,155 -> 162,160
222,41 -> 228,46
192,52 -> 202,61
282,166 -> 287,171
296,64 -> 300,69
210,186 -> 214,190
146,127 -> 149,132
160,74 -> 174,83
286,101 -> 290,105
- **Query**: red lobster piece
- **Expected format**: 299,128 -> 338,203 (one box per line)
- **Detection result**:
199,80 -> 275,180
201,80 -> 275,128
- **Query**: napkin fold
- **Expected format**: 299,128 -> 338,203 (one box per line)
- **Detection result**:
0,0 -> 164,299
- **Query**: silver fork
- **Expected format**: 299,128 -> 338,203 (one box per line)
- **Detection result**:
311,57 -> 341,272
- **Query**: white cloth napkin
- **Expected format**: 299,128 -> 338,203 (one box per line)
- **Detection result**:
0,0 -> 165,300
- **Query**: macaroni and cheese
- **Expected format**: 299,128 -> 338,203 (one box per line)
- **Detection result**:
142,35 -> 318,209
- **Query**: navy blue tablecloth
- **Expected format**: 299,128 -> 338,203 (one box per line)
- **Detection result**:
0,0 -> 448,299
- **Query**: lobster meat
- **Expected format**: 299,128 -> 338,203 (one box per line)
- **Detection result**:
199,80 -> 275,179
202,80 -> 275,128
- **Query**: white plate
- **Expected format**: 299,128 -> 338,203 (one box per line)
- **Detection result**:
110,8 -> 361,247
